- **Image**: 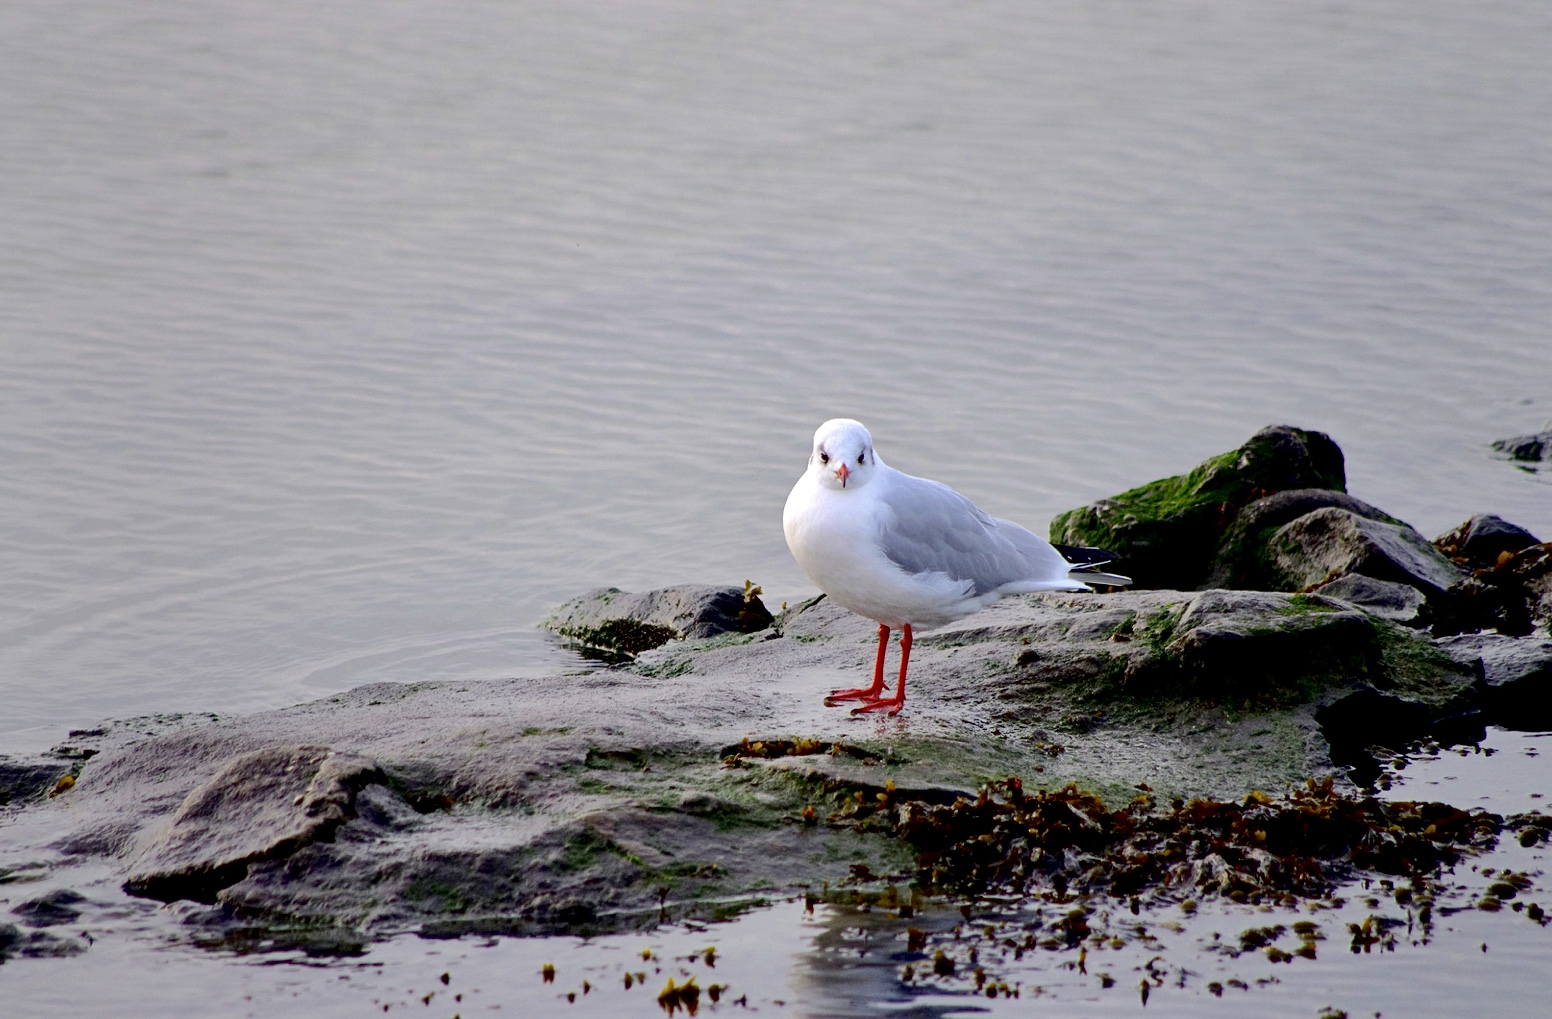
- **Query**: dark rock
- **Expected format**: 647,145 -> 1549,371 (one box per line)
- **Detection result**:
10,889 -> 85,928
1315,574 -> 1428,626
0,757 -> 72,806
1266,507 -> 1465,597
1435,633 -> 1552,729
1445,575 -> 1535,638
1203,489 -> 1402,590
1315,685 -> 1437,756
1435,514 -> 1543,569
1533,571 -> 1552,633
1429,709 -> 1488,748
1459,515 -> 1541,562
1311,679 -> 1487,787
0,923 -> 86,961
1050,425 -> 1346,590
542,584 -> 774,659
1425,527 -> 1552,636
1491,430 -> 1552,462
124,746 -> 386,903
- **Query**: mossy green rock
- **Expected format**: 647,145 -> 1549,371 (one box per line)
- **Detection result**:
1049,425 -> 1346,590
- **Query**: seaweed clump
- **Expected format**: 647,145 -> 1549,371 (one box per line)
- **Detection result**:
721,737 -> 885,766
1433,530 -> 1552,636
839,777 -> 1511,905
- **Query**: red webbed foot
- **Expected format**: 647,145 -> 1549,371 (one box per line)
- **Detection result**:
825,623 -> 893,707
846,624 -> 911,716
825,684 -> 888,705
850,695 -> 904,716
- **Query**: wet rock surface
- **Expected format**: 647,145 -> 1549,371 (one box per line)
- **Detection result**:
0,923 -> 86,961
1,581 -> 1539,947
9,889 -> 86,929
0,757 -> 74,807
124,746 -> 387,904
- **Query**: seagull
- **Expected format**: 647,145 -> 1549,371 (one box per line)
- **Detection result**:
783,418 -> 1130,715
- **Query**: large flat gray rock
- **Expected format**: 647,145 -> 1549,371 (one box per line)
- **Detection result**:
1,584 -> 1534,945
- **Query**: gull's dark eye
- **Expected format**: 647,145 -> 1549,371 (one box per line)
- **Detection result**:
819,451 -> 830,464
858,451 -> 866,464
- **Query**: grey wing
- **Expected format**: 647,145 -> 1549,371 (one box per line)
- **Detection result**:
876,475 -> 1054,594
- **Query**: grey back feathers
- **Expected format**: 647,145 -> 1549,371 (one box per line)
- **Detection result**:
876,476 -> 1078,595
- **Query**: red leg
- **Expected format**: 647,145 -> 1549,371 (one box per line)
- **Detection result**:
853,624 -> 910,715
826,624 -> 891,703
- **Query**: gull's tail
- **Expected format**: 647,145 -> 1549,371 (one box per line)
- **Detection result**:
1055,543 -> 1132,589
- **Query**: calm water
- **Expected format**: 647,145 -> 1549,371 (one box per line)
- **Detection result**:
3,0 -> 1550,745
2,0 -> 1550,1012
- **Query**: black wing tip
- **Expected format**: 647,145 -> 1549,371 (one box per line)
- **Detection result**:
1075,570 -> 1132,589
1053,543 -> 1120,567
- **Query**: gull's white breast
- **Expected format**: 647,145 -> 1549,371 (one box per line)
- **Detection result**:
783,469 -> 986,629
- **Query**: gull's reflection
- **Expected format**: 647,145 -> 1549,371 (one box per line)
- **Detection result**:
787,899 -> 981,1019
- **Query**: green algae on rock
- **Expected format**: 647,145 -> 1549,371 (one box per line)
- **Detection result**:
1049,425 -> 1347,590
1048,426 -> 1552,639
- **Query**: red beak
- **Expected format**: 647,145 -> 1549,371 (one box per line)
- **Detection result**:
836,463 -> 850,487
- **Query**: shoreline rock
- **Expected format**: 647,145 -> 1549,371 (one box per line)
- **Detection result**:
1492,430 -> 1552,463
1055,426 -> 1550,637
1049,425 -> 1347,590
2,580 -> 1541,945
3,424 -> 1549,952
542,583 -> 774,659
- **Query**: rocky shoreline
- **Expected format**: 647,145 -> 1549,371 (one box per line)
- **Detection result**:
2,425 -> 1549,957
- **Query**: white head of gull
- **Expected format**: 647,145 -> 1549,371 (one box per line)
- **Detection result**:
782,418 -> 1130,715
